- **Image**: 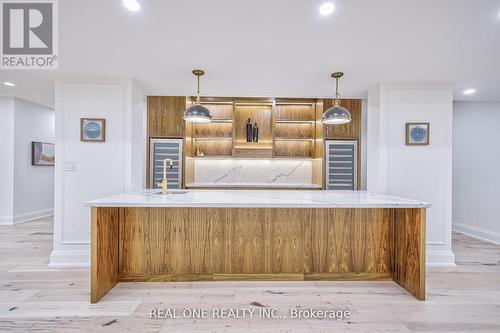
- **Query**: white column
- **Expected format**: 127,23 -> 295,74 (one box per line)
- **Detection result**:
367,83 -> 455,267
49,78 -> 145,267
366,86 -> 388,193
129,80 -> 147,191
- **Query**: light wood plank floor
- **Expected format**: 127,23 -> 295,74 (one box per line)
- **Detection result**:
1,217 -> 499,332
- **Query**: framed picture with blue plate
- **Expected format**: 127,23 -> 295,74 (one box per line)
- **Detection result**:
81,118 -> 106,142
406,122 -> 429,146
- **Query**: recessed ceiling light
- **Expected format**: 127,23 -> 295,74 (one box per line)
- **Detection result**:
123,0 -> 141,11
3,81 -> 15,87
463,88 -> 476,95
319,2 -> 335,16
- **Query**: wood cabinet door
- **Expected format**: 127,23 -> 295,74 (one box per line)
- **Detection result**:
323,99 -> 361,140
148,96 -> 186,137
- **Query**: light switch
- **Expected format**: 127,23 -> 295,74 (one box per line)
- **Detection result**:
64,160 -> 76,171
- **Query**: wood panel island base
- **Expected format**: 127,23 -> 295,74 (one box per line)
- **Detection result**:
87,190 -> 430,303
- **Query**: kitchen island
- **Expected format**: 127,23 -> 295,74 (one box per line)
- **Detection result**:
87,190 -> 430,303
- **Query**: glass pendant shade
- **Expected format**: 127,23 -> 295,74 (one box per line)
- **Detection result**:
184,69 -> 212,123
183,104 -> 212,123
322,72 -> 351,125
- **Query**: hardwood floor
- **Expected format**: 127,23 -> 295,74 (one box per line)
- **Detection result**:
1,217 -> 499,332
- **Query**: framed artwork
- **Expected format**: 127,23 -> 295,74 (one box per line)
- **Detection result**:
81,118 -> 105,142
406,122 -> 430,145
32,142 -> 55,166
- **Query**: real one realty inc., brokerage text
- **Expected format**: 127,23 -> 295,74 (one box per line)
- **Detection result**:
150,307 -> 351,320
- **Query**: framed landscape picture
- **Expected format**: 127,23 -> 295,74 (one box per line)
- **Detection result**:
32,142 -> 55,166
406,122 -> 430,145
81,118 -> 106,142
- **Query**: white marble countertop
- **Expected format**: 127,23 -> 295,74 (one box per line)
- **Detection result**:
185,182 -> 322,189
86,190 -> 431,209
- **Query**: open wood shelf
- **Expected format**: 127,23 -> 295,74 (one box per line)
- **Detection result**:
274,103 -> 315,122
274,121 -> 314,139
232,102 -> 273,157
273,101 -> 316,157
211,119 -> 233,123
183,97 -> 358,159
234,141 -> 273,147
275,138 -> 315,141
193,122 -> 232,138
275,120 -> 315,123
183,97 -> 327,158
192,100 -> 234,120
194,139 -> 233,157
193,137 -> 233,141
185,99 -> 236,157
275,140 -> 314,157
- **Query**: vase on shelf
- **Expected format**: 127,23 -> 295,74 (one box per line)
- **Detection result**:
246,118 -> 253,142
252,122 -> 259,142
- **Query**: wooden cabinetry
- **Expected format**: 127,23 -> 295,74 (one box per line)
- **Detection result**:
323,99 -> 361,139
184,97 -> 362,158
92,206 -> 426,302
233,102 -> 273,157
185,99 -> 234,157
274,99 -> 317,157
148,95 -> 362,190
322,99 -> 362,190
147,96 -> 185,138
147,96 -> 186,188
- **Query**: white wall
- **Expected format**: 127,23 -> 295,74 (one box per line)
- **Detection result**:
367,83 -> 455,267
50,79 -> 144,267
0,98 -> 15,225
453,102 -> 500,244
0,98 -> 55,225
130,81 -> 147,191
13,99 -> 55,221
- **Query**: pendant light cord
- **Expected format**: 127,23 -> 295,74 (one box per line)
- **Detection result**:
196,75 -> 201,104
334,77 -> 341,106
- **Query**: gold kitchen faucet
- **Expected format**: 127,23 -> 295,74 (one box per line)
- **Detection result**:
158,158 -> 173,195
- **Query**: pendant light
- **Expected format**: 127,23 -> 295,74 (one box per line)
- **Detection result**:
183,69 -> 212,123
322,72 -> 351,125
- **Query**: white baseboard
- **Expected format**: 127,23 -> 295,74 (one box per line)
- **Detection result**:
453,223 -> 500,246
13,209 -> 54,224
0,215 -> 14,225
426,249 -> 456,267
49,249 -> 90,268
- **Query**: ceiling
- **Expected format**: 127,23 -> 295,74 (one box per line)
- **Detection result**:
1,0 -> 500,108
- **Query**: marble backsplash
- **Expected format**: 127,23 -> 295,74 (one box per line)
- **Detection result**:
192,157 -> 314,185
